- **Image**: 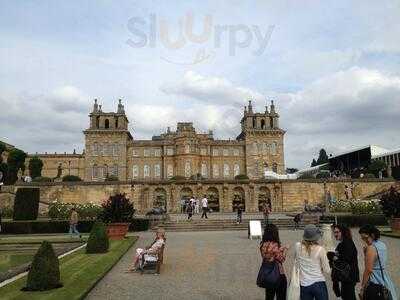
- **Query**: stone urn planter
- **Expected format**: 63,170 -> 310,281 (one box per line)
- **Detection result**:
106,223 -> 130,240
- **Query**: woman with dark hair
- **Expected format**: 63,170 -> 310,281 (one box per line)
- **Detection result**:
331,224 -> 359,300
259,224 -> 288,300
359,225 -> 397,300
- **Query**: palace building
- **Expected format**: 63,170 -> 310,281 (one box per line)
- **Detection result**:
32,99 -> 286,182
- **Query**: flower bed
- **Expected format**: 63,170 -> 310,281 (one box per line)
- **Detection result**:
329,199 -> 382,215
48,201 -> 102,220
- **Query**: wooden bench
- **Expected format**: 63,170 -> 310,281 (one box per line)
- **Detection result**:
141,243 -> 166,274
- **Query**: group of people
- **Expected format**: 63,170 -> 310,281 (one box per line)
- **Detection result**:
182,196 -> 210,220
259,223 -> 397,300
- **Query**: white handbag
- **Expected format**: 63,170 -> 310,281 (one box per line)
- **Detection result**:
287,243 -> 301,300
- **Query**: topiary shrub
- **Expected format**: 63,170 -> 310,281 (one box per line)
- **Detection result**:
28,156 -> 44,179
62,175 -> 82,182
234,174 -> 249,180
86,222 -> 109,254
13,188 -> 40,220
105,175 -> 119,181
22,241 -> 62,291
32,176 -> 53,182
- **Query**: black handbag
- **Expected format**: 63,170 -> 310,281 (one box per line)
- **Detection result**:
332,259 -> 352,282
256,260 -> 281,289
370,245 -> 391,300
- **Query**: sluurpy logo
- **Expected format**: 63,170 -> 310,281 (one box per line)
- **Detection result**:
126,12 -> 274,65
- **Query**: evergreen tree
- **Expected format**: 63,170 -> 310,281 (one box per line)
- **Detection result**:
86,222 -> 109,254
28,156 -> 43,179
316,149 -> 329,165
6,148 -> 27,184
23,241 -> 62,291
311,159 -> 317,167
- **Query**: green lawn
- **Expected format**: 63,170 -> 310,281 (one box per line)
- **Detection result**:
0,237 -> 138,300
0,236 -> 88,245
0,253 -> 35,273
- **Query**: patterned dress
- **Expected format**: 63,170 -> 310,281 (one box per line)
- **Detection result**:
260,241 -> 287,274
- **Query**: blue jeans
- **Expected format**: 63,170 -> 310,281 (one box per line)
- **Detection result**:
69,224 -> 80,235
300,281 -> 329,300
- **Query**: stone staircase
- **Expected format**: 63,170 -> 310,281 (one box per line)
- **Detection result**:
151,213 -> 319,232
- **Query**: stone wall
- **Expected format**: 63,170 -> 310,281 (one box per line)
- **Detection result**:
7,178 -> 395,214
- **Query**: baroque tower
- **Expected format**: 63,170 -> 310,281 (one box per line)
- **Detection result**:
237,100 -> 286,179
83,99 -> 132,181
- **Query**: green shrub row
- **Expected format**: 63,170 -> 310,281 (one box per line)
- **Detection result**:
0,219 -> 150,234
329,200 -> 382,215
320,214 -> 388,227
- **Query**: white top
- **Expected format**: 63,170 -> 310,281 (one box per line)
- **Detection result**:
201,198 -> 208,208
190,198 -> 195,204
295,242 -> 331,287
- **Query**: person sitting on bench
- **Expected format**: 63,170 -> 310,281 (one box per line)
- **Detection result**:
126,228 -> 166,272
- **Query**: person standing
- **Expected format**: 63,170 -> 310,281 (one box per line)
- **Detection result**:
259,224 -> 288,300
359,225 -> 397,300
236,206 -> 243,224
69,207 -> 81,238
330,224 -> 359,300
296,224 -> 331,300
195,198 -> 200,214
201,195 -> 208,219
294,213 -> 301,231
262,201 -> 271,226
186,202 -> 193,220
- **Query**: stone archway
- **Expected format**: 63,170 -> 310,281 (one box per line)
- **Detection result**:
232,186 -> 245,212
258,186 -> 271,212
153,187 -> 167,211
206,187 -> 220,212
179,187 -> 193,201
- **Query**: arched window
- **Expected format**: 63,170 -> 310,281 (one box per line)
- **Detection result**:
185,161 -> 191,177
261,119 -> 266,129
144,165 -> 150,178
167,164 -> 173,178
96,116 -> 100,128
271,142 -> 277,155
115,118 -> 119,129
223,164 -> 230,177
213,164 -> 219,178
132,165 -> 139,179
201,163 -> 207,178
92,164 -> 98,179
252,117 -> 256,128
154,164 -> 161,178
234,164 -> 240,176
105,119 -> 110,129
270,117 -> 274,128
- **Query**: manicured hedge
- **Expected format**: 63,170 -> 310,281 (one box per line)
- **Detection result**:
13,188 -> 40,220
320,214 -> 388,227
0,218 -> 150,234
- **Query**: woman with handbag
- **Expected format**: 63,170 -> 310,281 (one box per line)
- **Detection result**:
296,224 -> 330,300
359,225 -> 397,300
259,223 -> 288,300
330,224 -> 359,300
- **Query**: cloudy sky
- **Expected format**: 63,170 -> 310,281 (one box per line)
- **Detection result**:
1,1 -> 400,169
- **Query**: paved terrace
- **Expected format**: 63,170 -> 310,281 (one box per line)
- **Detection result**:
87,229 -> 400,300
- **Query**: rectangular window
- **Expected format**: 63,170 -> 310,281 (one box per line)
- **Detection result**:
200,148 -> 207,156
212,148 -> 219,156
144,149 -> 150,157
144,165 -> 150,178
233,148 -> 240,156
154,148 -> 161,157
223,148 -> 229,156
167,164 -> 173,178
166,148 -> 174,156
132,149 -> 139,157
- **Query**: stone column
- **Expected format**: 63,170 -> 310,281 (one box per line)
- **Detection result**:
248,184 -> 257,212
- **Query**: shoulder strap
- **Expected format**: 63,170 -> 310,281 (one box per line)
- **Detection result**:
373,244 -> 386,283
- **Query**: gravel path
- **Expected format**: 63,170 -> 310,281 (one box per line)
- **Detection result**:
86,229 -> 400,300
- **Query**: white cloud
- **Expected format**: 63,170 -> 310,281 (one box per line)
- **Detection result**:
160,71 -> 264,107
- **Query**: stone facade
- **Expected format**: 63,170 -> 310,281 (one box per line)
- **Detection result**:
28,99 -> 285,182
9,179 -> 396,213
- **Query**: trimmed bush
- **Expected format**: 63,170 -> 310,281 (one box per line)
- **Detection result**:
28,156 -> 44,179
13,188 -> 40,220
320,214 -> 388,227
0,218 -> 149,234
105,175 -> 119,181
234,174 -> 249,180
32,176 -> 53,182
86,222 -> 109,254
22,241 -> 62,291
62,175 -> 82,182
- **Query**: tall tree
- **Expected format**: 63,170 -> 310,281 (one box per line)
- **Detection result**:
316,149 -> 329,165
311,159 -> 317,167
29,156 -> 44,179
6,148 -> 27,184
